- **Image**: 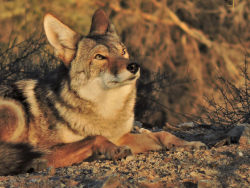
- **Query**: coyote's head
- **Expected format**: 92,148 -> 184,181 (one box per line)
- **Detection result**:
44,9 -> 140,100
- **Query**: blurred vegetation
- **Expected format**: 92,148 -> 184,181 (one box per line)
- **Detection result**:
200,56 -> 249,127
0,0 -> 97,45
0,0 -> 249,127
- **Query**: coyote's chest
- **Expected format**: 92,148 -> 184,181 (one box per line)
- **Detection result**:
57,82 -> 136,144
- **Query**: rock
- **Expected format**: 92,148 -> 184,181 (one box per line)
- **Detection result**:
102,176 -> 122,188
238,124 -> 250,145
139,128 -> 152,134
177,122 -> 196,129
238,151 -> 243,157
139,181 -> 168,188
64,179 -> 79,187
125,155 -> 135,162
134,121 -> 143,127
182,181 -> 197,188
198,179 -> 222,188
227,124 -> 250,145
102,175 -> 133,188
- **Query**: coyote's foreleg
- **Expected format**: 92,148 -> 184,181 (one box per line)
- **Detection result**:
117,131 -> 206,154
46,135 -> 131,168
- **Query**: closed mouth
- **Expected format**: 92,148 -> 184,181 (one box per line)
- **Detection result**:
126,76 -> 136,81
110,76 -> 137,84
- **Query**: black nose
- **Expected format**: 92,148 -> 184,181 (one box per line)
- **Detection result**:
127,62 -> 140,74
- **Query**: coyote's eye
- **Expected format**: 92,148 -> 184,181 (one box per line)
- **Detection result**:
121,49 -> 126,56
95,54 -> 106,60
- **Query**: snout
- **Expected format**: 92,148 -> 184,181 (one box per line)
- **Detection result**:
127,62 -> 140,74
103,58 -> 140,88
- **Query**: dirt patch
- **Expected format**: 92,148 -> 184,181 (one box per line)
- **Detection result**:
0,145 -> 249,187
0,125 -> 249,188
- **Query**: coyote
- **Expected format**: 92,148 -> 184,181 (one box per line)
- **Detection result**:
0,9 -> 205,175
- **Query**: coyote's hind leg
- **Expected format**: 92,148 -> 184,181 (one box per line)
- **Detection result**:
0,98 -> 26,142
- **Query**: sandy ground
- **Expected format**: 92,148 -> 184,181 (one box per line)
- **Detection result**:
0,125 -> 249,188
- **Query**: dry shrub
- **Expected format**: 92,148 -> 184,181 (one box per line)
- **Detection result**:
0,34 -> 58,85
200,56 -> 249,126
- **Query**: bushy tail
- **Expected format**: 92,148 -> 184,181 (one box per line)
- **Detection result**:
0,142 -> 46,176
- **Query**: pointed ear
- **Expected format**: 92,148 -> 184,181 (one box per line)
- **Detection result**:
89,9 -> 119,37
44,14 -> 81,66
89,9 -> 109,35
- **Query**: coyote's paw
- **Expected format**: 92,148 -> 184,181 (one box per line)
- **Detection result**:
105,145 -> 132,160
94,135 -> 132,160
185,141 -> 207,150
